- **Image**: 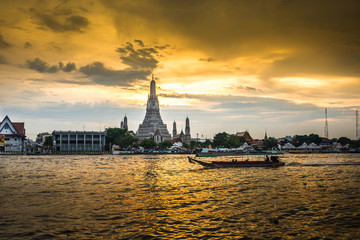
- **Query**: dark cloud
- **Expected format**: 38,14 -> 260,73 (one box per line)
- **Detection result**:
77,40 -> 170,86
30,8 -> 89,32
0,55 -> 7,64
237,86 -> 262,92
23,40 -> 159,86
199,57 -> 215,62
0,34 -> 11,48
155,45 -> 169,50
103,0 -> 360,79
134,39 -> 145,47
60,62 -> 76,72
26,58 -> 77,73
79,61 -> 150,86
27,77 -> 92,86
158,92 -> 197,99
116,41 -> 169,70
24,42 -> 32,48
26,58 -> 60,73
261,47 -> 360,80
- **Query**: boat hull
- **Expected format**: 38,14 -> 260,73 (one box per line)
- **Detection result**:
196,151 -> 246,157
188,156 -> 285,168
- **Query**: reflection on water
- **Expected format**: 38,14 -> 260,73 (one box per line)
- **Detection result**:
0,154 -> 359,239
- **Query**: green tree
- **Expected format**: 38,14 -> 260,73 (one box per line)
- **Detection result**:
36,132 -> 50,143
308,133 -> 322,145
190,140 -> 198,149
182,142 -> 189,149
351,139 -> 360,149
105,128 -> 138,150
263,137 -> 278,150
228,134 -> 241,148
159,140 -> 173,150
338,137 -> 352,146
294,133 -> 329,147
43,136 -> 53,147
213,132 -> 229,148
293,135 -> 308,147
118,131 -> 138,149
140,139 -> 157,149
203,139 -> 213,148
212,132 -> 245,148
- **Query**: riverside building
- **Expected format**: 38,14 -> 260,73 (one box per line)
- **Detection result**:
52,131 -> 106,151
0,115 -> 26,152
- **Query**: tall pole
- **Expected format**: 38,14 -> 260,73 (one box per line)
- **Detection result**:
324,108 -> 329,139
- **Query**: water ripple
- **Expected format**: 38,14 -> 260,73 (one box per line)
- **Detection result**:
0,153 -> 359,239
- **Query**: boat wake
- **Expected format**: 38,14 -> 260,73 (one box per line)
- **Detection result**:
286,162 -> 360,166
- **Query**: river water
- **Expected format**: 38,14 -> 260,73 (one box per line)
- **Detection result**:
0,153 -> 359,239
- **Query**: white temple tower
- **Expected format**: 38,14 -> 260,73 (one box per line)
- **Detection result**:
136,76 -> 171,142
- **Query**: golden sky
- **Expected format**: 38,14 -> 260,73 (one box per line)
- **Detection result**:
1,0 -> 359,140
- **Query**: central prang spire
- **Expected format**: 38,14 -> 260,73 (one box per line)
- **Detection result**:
150,74 -> 156,97
136,75 -> 171,142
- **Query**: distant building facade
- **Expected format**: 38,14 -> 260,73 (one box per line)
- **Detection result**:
136,76 -> 171,142
0,115 -> 26,152
52,131 -> 106,151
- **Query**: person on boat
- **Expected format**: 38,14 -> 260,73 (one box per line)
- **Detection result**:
265,155 -> 270,162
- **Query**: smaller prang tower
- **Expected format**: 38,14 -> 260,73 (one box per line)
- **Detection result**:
324,108 -> 329,139
120,115 -> 128,130
264,130 -> 268,140
184,116 -> 191,143
123,115 -> 128,130
173,121 -> 177,138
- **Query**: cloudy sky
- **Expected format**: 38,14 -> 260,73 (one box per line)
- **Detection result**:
1,0 -> 359,140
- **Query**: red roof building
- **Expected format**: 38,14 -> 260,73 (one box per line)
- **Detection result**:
0,116 -> 26,152
236,131 -> 253,143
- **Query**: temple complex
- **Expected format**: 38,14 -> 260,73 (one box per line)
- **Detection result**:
136,76 -> 171,142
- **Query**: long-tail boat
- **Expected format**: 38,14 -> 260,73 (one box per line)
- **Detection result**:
188,155 -> 285,168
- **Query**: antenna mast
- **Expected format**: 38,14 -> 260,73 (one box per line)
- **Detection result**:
356,109 -> 359,140
324,108 -> 329,139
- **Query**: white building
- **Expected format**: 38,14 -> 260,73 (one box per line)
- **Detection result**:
52,131 -> 106,151
0,116 -> 26,152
